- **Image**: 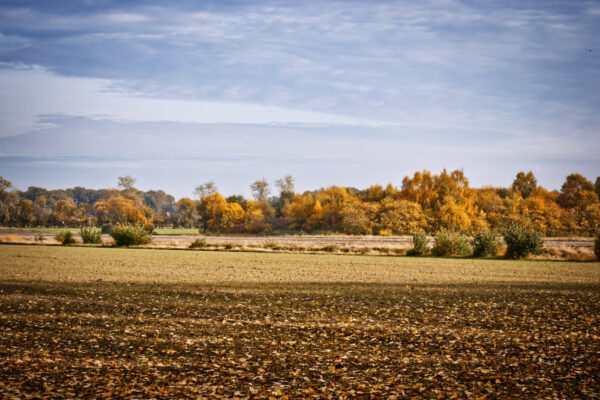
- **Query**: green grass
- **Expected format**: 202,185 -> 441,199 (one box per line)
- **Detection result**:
1,245 -> 599,398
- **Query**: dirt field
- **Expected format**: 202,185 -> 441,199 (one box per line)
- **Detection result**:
1,245 -> 599,398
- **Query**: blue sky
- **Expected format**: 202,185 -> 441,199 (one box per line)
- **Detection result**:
0,0 -> 598,198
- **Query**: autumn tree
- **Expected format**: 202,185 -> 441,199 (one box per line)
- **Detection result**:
0,177 -> 19,226
274,175 -> 295,218
401,170 -> 437,210
175,198 -> 198,227
283,193 -> 323,231
378,198 -> 427,234
53,199 -> 77,227
93,195 -> 154,230
512,171 -> 537,198
244,200 -> 271,233
557,174 -> 598,209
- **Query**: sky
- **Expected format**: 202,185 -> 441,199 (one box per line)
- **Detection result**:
0,0 -> 598,199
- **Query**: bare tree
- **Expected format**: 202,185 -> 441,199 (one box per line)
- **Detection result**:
250,179 -> 270,202
194,181 -> 217,199
275,175 -> 295,194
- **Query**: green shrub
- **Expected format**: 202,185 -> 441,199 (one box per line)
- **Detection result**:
80,227 -> 102,244
595,231 -> 600,260
110,225 -> 152,247
407,233 -> 429,256
189,238 -> 207,249
503,223 -> 543,259
55,230 -> 76,245
472,229 -> 499,257
432,229 -> 472,257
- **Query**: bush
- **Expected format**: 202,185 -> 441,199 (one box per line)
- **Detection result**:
472,229 -> 499,257
595,231 -> 600,260
431,229 -> 472,257
223,242 -> 234,250
34,233 -> 45,243
55,230 -> 76,245
321,244 -> 340,252
189,238 -> 208,249
101,224 -> 114,234
110,225 -> 152,247
80,227 -> 102,244
407,233 -> 429,256
503,223 -> 543,259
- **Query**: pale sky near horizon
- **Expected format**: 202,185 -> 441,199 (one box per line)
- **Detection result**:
0,0 -> 598,198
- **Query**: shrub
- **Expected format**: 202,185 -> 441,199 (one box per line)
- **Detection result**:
189,238 -> 208,249
407,233 -> 429,256
101,224 -> 114,234
595,231 -> 600,260
80,227 -> 102,244
55,230 -> 76,245
431,229 -> 472,257
472,229 -> 499,257
503,223 -> 543,259
322,244 -> 340,252
223,242 -> 234,250
110,225 -> 152,247
34,233 -> 45,243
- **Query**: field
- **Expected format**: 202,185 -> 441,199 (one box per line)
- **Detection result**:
1,245 -> 599,399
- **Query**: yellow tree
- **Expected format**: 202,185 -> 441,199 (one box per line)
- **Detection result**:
244,200 -> 270,233
94,194 -> 154,229
53,199 -> 77,226
378,198 -> 427,234
436,196 -> 473,233
401,170 -> 437,210
176,198 -> 197,228
221,202 -> 245,231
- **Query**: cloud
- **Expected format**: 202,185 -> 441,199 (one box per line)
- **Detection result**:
0,66 -> 386,138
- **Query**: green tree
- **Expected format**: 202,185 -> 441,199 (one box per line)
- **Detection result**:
512,171 -> 537,198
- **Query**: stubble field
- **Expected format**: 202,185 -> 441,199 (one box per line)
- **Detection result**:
0,245 -> 599,399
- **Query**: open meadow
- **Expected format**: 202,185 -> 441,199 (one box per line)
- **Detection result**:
1,244 -> 599,398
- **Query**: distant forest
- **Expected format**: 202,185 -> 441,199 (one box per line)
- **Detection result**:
1,171 -> 599,236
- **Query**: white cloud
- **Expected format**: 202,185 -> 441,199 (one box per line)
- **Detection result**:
0,66 -> 384,137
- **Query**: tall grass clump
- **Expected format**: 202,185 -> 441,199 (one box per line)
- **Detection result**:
110,225 -> 152,247
407,233 -> 429,256
432,229 -> 472,257
55,230 -> 76,245
80,227 -> 102,244
189,238 -> 207,249
472,229 -> 499,257
503,223 -> 543,259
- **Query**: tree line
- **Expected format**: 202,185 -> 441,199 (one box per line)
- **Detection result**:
1,171 -> 599,236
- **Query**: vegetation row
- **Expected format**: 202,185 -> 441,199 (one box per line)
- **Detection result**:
1,170 -> 600,238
